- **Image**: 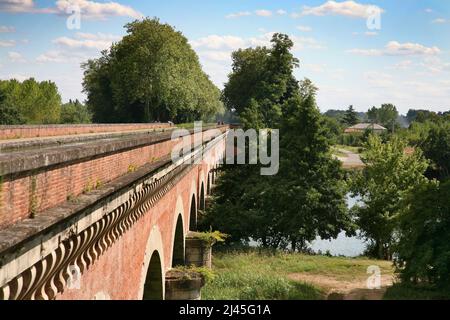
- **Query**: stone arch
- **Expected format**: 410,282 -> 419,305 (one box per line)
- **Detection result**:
199,182 -> 205,211
142,251 -> 163,300
139,226 -> 165,300
172,215 -> 184,267
189,194 -> 197,231
198,170 -> 206,212
189,180 -> 197,231
207,173 -> 211,195
171,196 -> 185,267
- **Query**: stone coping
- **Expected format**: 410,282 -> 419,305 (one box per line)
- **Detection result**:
0,154 -> 172,266
0,125 -> 227,176
0,128 -> 168,151
0,123 -> 170,129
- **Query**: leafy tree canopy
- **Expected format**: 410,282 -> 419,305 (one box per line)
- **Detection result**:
351,134 -> 429,259
202,34 -> 352,251
83,18 -> 223,123
0,78 -> 61,124
395,179 -> 450,289
342,105 -> 359,126
60,99 -> 92,124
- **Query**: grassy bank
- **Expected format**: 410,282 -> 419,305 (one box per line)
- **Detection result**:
202,249 -> 394,300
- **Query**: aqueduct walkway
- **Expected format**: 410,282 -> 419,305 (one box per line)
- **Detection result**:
0,123 -> 227,300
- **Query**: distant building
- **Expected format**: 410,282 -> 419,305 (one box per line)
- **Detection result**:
344,123 -> 387,134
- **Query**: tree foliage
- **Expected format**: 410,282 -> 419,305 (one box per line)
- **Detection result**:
367,104 -> 399,131
342,105 -> 359,126
202,34 -> 352,251
0,78 -> 61,124
351,135 -> 429,259
60,99 -> 92,124
82,18 -> 223,123
0,89 -> 25,125
222,34 -> 299,129
421,122 -> 450,180
395,179 -> 450,289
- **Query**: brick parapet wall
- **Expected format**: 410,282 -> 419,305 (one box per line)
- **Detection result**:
0,123 -> 172,140
0,126 -> 227,230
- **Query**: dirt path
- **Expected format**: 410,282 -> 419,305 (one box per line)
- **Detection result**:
335,148 -> 365,169
288,273 -> 394,300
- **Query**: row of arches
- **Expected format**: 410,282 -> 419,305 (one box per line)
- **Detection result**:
141,164 -> 221,300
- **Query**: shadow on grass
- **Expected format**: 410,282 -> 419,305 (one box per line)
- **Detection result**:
202,272 -> 324,300
384,283 -> 450,300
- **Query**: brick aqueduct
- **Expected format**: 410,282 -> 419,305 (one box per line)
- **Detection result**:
0,123 -> 228,300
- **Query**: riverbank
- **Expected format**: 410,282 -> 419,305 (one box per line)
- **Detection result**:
202,249 -> 450,300
202,249 -> 394,300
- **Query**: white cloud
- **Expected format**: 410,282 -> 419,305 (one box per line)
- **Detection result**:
192,32 -> 325,88
0,73 -> 30,81
385,41 -> 441,56
347,48 -> 380,55
365,31 -> 378,36
420,56 -> 450,73
297,25 -> 312,32
191,35 -> 246,51
192,33 -> 325,53
276,9 -> 287,15
197,50 -> 231,62
304,63 -> 327,73
0,40 -> 15,47
0,0 -> 34,12
53,32 -> 121,50
391,60 -> 413,70
225,11 -> 251,19
0,25 -> 15,33
55,0 -> 143,20
425,8 -> 433,13
36,33 -> 121,65
255,9 -> 272,17
349,41 -> 441,56
8,51 -> 26,62
364,71 -> 394,88
0,0 -> 142,19
432,18 -> 446,24
36,50 -> 88,63
299,1 -> 384,19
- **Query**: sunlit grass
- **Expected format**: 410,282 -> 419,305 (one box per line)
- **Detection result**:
202,249 -> 394,300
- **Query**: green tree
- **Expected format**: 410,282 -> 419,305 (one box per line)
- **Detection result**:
274,87 -> 352,250
421,122 -> 450,180
342,105 -> 359,126
203,35 -> 352,250
367,104 -> 399,131
0,88 -> 24,125
351,135 -> 429,259
395,179 -> 450,289
83,18 -> 223,123
222,33 -> 299,129
367,106 -> 378,124
0,78 -> 61,124
60,99 -> 92,124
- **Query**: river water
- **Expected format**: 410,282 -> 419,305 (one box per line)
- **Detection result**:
248,195 -> 367,257
309,194 -> 366,257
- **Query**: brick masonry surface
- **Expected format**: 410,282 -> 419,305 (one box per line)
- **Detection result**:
0,127 -> 225,230
0,123 -> 171,140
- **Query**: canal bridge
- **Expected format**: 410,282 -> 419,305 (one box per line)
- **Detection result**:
0,123 -> 227,300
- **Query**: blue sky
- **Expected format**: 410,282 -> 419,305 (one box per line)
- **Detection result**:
0,0 -> 449,114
